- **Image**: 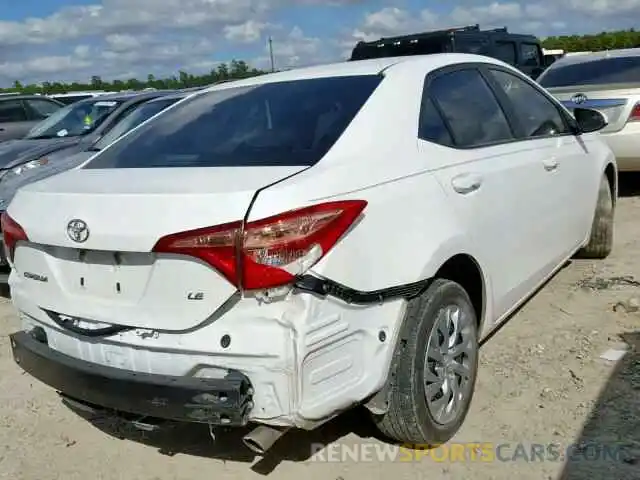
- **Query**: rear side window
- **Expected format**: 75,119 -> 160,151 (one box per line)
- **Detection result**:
455,38 -> 487,55
428,69 -> 513,147
0,100 -> 27,122
494,42 -> 517,64
538,56 -> 640,87
418,96 -> 453,146
86,76 -> 382,169
520,43 -> 541,67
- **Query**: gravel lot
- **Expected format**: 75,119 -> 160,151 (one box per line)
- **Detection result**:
0,177 -> 638,480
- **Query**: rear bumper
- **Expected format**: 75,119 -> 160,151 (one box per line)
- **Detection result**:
10,329 -> 254,426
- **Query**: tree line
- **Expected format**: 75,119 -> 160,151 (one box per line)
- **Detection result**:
1,29 -> 639,94
1,59 -> 268,95
541,28 -> 640,52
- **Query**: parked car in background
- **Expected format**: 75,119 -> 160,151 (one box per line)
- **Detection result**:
538,48 -> 640,171
0,94 -> 64,142
3,54 -> 616,454
0,90 -> 177,177
48,91 -> 109,105
350,24 -> 546,78
0,91 -> 190,270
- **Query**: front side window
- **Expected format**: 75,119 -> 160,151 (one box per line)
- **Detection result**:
25,99 -> 122,139
489,69 -> 570,137
429,68 -> 513,147
85,75 -> 382,169
92,98 -> 179,150
0,100 -> 27,122
538,56 -> 640,88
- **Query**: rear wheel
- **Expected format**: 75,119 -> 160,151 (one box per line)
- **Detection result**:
575,174 -> 614,259
372,279 -> 479,445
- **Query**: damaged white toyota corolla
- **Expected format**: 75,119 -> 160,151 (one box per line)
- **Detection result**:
4,53 -> 616,455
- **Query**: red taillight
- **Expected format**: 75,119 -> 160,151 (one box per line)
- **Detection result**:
0,212 -> 28,262
629,103 -> 640,122
152,200 -> 367,290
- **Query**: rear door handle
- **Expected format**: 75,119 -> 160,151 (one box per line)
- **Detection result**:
543,158 -> 559,171
451,173 -> 482,194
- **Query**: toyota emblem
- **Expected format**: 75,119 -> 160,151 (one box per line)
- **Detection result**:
571,93 -> 588,104
67,219 -> 89,243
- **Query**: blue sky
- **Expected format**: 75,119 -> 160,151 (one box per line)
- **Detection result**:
0,0 -> 638,87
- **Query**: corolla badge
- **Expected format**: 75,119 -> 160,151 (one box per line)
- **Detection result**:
66,219 -> 89,243
571,93 -> 588,104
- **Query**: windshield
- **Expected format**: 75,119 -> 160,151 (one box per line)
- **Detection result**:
538,56 -> 640,88
92,97 -> 179,150
85,75 -> 382,169
25,99 -> 122,139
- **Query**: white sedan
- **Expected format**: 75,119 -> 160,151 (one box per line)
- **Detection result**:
3,53 -> 616,454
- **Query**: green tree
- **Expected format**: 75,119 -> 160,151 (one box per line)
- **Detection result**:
0,59 -> 268,94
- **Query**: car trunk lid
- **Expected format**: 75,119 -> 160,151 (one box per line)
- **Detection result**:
547,84 -> 640,133
8,166 -> 306,331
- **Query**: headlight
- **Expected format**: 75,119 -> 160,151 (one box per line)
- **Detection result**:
3,157 -> 49,182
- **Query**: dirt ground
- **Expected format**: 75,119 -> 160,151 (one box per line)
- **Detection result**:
0,178 -> 639,480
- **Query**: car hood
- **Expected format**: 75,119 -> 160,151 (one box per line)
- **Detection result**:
0,137 -> 80,170
0,150 -> 94,211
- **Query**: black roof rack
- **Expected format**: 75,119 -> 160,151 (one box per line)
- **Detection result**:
353,24 -> 513,47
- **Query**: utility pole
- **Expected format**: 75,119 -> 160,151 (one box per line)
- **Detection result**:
268,36 -> 275,72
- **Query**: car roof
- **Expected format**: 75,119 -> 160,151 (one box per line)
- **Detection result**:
145,92 -> 189,102
549,47 -> 640,69
0,93 -> 59,101
73,89 -> 178,106
200,53 -> 506,92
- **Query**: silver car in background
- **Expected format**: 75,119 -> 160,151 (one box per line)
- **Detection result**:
538,48 -> 640,171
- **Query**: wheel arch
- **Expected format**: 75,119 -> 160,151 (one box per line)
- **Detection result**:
364,251 -> 489,415
433,253 -> 487,332
604,161 -> 617,207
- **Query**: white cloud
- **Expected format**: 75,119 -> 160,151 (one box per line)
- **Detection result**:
223,20 -> 270,43
1,0 -> 639,86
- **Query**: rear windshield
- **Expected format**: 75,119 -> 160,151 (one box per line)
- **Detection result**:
84,75 -> 382,169
538,56 -> 640,88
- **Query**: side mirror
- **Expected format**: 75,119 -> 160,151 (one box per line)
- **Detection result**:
573,107 -> 608,133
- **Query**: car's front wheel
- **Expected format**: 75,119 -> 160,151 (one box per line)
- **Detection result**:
372,279 -> 479,445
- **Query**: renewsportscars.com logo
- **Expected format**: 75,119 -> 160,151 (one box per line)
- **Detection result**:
309,442 -> 624,463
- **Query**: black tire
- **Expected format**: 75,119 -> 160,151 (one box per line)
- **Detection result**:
575,174 -> 614,259
372,278 -> 479,445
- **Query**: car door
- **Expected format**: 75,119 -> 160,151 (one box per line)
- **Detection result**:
418,65 -> 557,322
0,99 -> 32,142
482,66 -> 596,262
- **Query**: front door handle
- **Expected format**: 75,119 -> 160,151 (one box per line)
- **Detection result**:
451,173 -> 482,194
543,158 -> 559,171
